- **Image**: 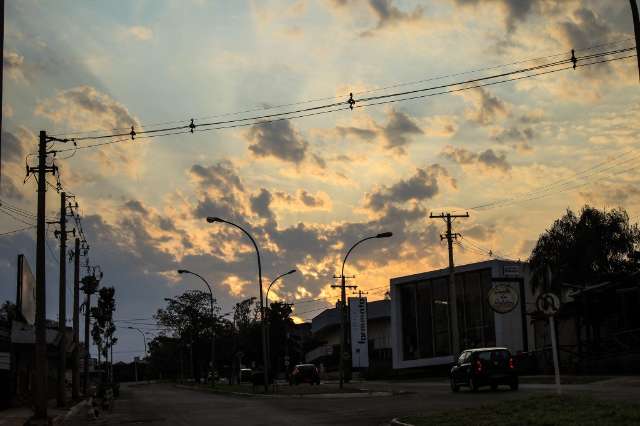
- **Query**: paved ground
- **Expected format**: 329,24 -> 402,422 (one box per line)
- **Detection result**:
63,379 -> 640,426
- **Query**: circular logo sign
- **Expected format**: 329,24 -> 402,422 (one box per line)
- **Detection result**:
488,284 -> 519,314
536,292 -> 560,316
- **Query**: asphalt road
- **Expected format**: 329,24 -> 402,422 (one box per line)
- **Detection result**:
68,379 -> 640,426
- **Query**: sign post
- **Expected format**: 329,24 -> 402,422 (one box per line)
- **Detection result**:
537,292 -> 561,394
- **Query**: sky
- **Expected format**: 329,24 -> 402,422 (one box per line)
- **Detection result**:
1,0 -> 639,361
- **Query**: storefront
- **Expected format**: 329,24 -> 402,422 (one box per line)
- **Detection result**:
390,260 -> 533,369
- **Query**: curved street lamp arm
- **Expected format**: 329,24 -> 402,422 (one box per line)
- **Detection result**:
265,271 -> 294,306
217,219 -> 263,300
128,326 -> 147,356
341,236 -> 376,277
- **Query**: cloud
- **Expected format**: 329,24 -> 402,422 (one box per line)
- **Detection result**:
452,0 -> 541,34
553,7 -> 610,50
1,131 -> 27,164
461,87 -> 509,125
335,110 -> 423,154
250,188 -> 275,221
2,103 -> 14,118
272,189 -> 332,212
441,146 -> 511,173
35,86 -> 140,132
3,50 -> 26,83
361,0 -> 425,36
364,164 -> 454,211
0,175 -> 25,201
492,126 -> 535,151
247,120 -> 308,164
124,199 -> 148,215
382,109 -> 423,153
124,26 -> 153,41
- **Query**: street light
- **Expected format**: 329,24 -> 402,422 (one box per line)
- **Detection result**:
265,269 -> 297,307
207,216 -> 270,393
177,269 -> 218,383
337,232 -> 392,389
127,326 -> 147,382
264,269 -> 297,379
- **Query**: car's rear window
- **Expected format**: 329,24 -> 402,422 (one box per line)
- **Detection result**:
493,350 -> 511,361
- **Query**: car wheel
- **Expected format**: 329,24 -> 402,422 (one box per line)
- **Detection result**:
469,377 -> 479,392
510,378 -> 519,391
450,376 -> 460,393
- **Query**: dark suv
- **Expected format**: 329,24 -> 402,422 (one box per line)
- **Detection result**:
450,347 -> 518,392
290,364 -> 320,385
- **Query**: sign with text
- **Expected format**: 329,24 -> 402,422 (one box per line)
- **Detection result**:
17,254 -> 36,324
488,283 -> 519,314
349,297 -> 369,368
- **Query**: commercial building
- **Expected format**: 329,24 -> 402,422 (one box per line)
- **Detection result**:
390,259 -> 533,369
305,299 -> 391,371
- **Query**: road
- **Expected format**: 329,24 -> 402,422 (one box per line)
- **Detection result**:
66,379 -> 640,426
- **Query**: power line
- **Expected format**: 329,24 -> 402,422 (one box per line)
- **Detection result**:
47,38 -> 634,138
0,225 -> 37,236
45,47 -> 635,153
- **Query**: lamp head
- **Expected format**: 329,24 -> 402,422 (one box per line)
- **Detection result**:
287,269 -> 297,275
177,269 -> 187,274
376,232 -> 393,238
206,216 -> 223,223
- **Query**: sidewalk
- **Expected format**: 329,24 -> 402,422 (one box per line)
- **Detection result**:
0,398 -> 85,426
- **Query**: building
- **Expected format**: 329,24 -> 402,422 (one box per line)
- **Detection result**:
390,259 -> 533,370
305,299 -> 391,371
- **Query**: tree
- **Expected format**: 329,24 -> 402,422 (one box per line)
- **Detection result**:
91,286 -> 117,380
155,290 -> 221,381
0,301 -> 17,322
266,301 -> 294,374
529,205 -> 640,293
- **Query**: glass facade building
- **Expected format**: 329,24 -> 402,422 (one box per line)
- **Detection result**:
391,260 -> 532,369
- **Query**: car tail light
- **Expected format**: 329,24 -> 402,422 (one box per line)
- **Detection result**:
475,360 -> 482,373
509,357 -> 515,369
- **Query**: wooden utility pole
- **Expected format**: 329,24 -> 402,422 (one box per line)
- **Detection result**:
631,0 -> 640,82
430,212 -> 469,358
72,237 -> 80,399
56,192 -> 68,407
332,274 -> 356,389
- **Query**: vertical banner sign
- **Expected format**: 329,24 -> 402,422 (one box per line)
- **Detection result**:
17,254 -> 36,324
349,297 -> 369,368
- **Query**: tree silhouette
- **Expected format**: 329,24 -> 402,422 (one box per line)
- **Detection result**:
529,205 -> 640,293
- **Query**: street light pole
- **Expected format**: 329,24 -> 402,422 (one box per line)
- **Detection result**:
264,269 -> 296,379
177,269 -> 217,383
207,216 -> 269,393
334,232 -> 392,389
127,326 -> 146,382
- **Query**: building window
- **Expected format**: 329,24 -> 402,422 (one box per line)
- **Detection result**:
399,268 -> 497,362
400,285 -> 418,360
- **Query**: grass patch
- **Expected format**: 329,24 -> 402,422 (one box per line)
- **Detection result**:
402,394 -> 640,426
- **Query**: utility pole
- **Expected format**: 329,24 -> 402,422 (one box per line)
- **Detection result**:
631,0 -> 640,82
29,130 -> 58,422
430,212 -> 469,358
332,274 -> 356,389
83,292 -> 91,395
72,237 -> 80,399
55,192 -> 68,407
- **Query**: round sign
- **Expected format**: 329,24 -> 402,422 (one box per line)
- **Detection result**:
487,284 -> 519,314
536,292 -> 560,316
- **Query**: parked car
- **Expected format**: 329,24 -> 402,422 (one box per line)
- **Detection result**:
450,347 -> 518,392
240,368 -> 253,383
290,364 -> 320,385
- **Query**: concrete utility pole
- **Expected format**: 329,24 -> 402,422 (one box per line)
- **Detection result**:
430,212 -> 469,358
56,192 -> 67,407
631,0 -> 640,82
332,274 -> 357,389
83,292 -> 91,395
31,130 -> 55,421
72,238 -> 80,399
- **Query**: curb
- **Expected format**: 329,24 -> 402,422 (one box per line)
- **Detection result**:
174,384 -> 395,399
390,418 -> 415,426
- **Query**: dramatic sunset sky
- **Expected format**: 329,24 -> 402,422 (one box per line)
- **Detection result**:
1,0 -> 639,360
